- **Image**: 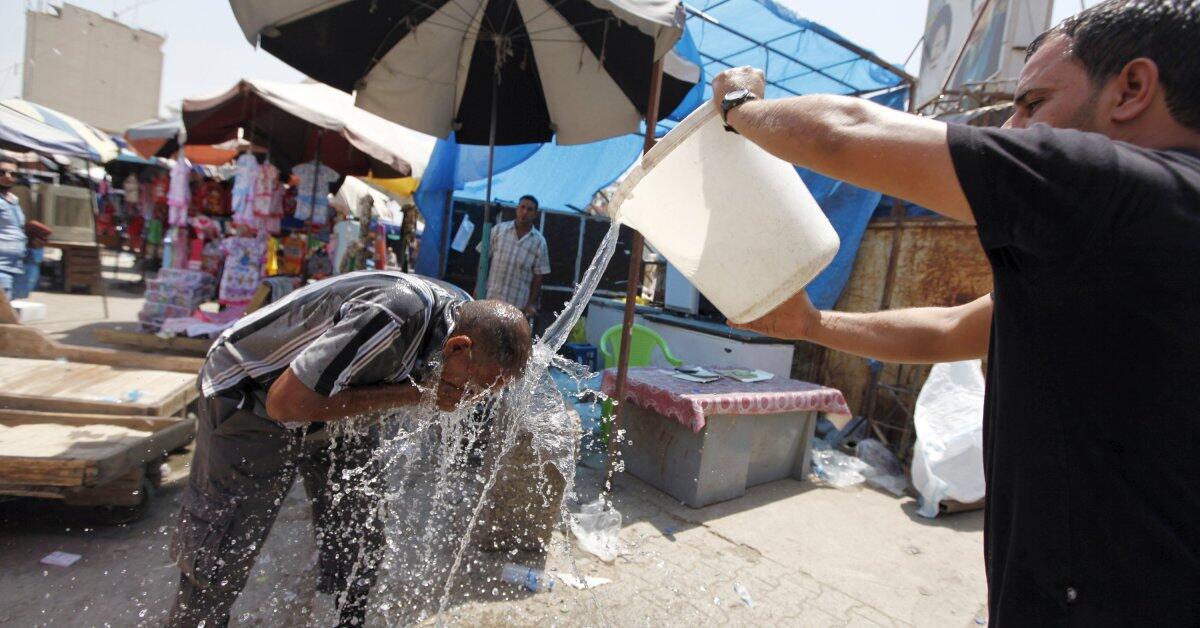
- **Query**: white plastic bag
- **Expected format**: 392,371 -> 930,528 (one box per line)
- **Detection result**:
912,360 -> 986,517
569,499 -> 622,562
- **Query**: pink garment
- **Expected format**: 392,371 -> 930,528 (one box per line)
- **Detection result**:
167,157 -> 192,226
601,367 -> 852,433
252,163 -> 279,217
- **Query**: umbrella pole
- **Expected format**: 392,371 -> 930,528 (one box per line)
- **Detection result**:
473,68 -> 500,298
606,58 -> 664,491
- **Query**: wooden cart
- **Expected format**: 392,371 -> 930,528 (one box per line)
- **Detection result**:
0,310 -> 203,519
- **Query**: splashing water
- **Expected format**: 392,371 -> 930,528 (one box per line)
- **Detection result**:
282,219 -> 625,625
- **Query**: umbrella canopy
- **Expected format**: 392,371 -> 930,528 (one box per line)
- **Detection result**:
125,116 -> 183,158
1,99 -> 120,163
228,0 -> 698,146
0,105 -> 98,159
182,79 -> 437,178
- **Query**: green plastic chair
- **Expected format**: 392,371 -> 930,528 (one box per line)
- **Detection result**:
599,323 -> 683,370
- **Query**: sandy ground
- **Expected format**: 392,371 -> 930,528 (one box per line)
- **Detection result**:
0,254 -> 988,627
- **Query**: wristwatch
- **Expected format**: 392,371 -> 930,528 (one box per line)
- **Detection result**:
721,89 -> 758,133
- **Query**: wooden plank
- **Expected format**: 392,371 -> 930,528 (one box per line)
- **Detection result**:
0,393 -> 161,416
0,410 -> 179,431
0,356 -> 197,416
87,419 -> 194,487
0,484 -> 66,499
65,467 -> 146,506
0,456 -> 89,486
0,324 -> 204,373
93,328 -> 213,356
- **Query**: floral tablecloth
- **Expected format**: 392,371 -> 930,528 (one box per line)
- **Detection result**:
601,367 -> 852,433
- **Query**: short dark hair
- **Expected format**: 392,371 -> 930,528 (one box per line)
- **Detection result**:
0,155 -> 17,168
455,300 -> 532,375
518,194 -> 539,210
1028,0 -> 1200,131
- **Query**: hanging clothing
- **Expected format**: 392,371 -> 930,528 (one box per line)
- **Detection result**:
292,160 -> 338,225
122,174 -> 140,204
331,217 -> 360,275
168,157 -> 193,226
231,153 -> 259,224
252,162 -> 279,217
218,236 -> 265,305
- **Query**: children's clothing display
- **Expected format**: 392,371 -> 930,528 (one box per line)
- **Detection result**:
167,157 -> 192,226
292,160 -> 338,225
230,153 -> 259,223
217,236 -> 265,306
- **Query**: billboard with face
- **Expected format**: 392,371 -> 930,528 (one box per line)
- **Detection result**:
916,0 -> 1051,109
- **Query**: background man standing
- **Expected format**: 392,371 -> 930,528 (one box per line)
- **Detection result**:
0,156 -> 26,299
714,0 -> 1200,624
479,194 -> 550,321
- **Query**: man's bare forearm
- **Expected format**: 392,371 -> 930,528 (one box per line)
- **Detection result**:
266,368 -> 423,423
808,307 -> 986,364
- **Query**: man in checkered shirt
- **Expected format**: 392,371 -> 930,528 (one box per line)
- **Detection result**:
479,194 -> 550,317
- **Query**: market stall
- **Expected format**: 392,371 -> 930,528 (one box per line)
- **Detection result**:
99,81 -> 437,349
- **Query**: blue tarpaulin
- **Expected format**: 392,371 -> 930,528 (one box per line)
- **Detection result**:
417,0 -> 910,305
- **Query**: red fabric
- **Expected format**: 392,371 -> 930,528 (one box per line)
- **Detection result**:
601,367 -> 852,433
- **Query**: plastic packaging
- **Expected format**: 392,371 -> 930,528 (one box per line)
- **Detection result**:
568,498 -> 622,562
912,360 -> 987,517
810,444 -> 871,489
856,438 -> 909,496
500,563 -> 555,592
734,582 -> 754,607
609,105 -> 840,323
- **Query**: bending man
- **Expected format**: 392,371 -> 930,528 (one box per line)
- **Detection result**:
168,271 -> 531,627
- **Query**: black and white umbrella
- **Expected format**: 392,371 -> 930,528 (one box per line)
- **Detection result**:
229,0 -> 697,146
230,0 -> 698,294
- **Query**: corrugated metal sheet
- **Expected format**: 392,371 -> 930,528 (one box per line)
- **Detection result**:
806,219 -> 993,425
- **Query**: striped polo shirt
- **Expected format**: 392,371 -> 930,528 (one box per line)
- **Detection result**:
200,271 -> 468,406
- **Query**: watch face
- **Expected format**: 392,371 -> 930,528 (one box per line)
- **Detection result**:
724,88 -> 750,103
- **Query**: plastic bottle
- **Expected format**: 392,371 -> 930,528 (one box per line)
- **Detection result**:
500,563 -> 555,593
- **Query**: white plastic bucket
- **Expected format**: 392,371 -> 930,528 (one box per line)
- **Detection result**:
609,105 -> 840,323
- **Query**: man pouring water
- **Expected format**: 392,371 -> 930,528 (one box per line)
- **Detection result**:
168,271 -> 532,627
713,0 -> 1200,624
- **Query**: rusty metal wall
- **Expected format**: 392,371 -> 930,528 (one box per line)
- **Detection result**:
800,218 -> 993,450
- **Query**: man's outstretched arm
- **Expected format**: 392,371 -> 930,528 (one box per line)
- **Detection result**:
266,367 -> 423,423
717,67 -> 975,224
732,292 -> 992,364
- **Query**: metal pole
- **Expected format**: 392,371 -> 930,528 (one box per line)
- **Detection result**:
606,58 -> 664,490
474,68 -> 500,297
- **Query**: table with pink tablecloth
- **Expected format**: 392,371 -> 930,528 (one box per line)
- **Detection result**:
601,367 -> 852,507
601,367 -> 851,433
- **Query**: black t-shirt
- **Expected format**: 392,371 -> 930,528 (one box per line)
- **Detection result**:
947,123 -> 1200,626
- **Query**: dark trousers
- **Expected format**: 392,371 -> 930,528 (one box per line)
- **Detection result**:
167,395 -> 385,627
